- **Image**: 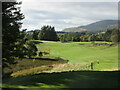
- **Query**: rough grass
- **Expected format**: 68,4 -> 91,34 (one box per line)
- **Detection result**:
10,62 -> 92,77
11,65 -> 53,77
3,56 -> 68,75
10,62 -> 120,77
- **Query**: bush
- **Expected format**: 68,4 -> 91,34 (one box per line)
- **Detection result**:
25,41 -> 38,58
39,51 -> 43,57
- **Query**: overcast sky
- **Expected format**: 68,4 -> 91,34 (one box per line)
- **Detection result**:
21,1 -> 118,31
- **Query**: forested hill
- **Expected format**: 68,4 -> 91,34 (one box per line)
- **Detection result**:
62,20 -> 118,33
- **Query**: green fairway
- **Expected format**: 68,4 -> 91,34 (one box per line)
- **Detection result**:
3,41 -> 119,89
36,40 -> 118,70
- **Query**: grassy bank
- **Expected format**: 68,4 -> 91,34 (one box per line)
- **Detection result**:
3,56 -> 68,75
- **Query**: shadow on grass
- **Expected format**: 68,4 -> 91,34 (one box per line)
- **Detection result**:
29,57 -> 68,63
31,41 -> 43,44
30,58 -> 58,61
3,71 -> 119,88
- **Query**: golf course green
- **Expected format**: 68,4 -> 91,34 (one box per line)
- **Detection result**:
36,40 -> 118,70
2,40 -> 119,89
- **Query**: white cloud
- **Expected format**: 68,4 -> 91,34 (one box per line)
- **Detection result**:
20,1 -> 118,31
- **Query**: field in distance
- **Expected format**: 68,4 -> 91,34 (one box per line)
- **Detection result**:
36,40 -> 118,70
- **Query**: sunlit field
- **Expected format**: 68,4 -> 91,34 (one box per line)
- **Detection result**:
3,40 -> 119,89
36,40 -> 118,70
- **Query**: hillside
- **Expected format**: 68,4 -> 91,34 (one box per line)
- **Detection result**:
62,27 -> 87,32
63,20 -> 118,33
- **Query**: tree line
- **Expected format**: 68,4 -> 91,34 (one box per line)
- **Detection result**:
26,26 -> 120,44
25,25 -> 58,41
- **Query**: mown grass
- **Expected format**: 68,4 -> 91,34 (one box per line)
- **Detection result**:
36,40 -> 118,70
3,71 -> 119,89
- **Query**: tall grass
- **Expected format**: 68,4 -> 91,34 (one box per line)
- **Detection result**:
11,60 -> 102,77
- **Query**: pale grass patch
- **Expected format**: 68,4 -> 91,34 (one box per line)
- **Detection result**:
45,62 -> 91,73
11,65 -> 53,77
12,61 -> 111,77
11,62 -> 91,77
101,68 -> 120,71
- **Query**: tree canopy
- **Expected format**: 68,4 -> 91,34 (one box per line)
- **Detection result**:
2,2 -> 38,70
38,25 -> 58,41
2,2 -> 24,67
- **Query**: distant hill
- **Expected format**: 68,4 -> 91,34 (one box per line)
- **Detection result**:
62,20 -> 118,33
62,27 -> 87,32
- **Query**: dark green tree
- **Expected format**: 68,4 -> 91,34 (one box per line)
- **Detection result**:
60,32 -> 80,42
90,35 -> 97,41
25,41 -> 38,58
38,25 -> 58,41
33,30 -> 39,40
25,33 -> 33,40
2,2 -> 24,68
103,29 -> 112,42
14,29 -> 38,58
14,30 -> 38,59
13,29 -> 28,58
110,27 -> 120,43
